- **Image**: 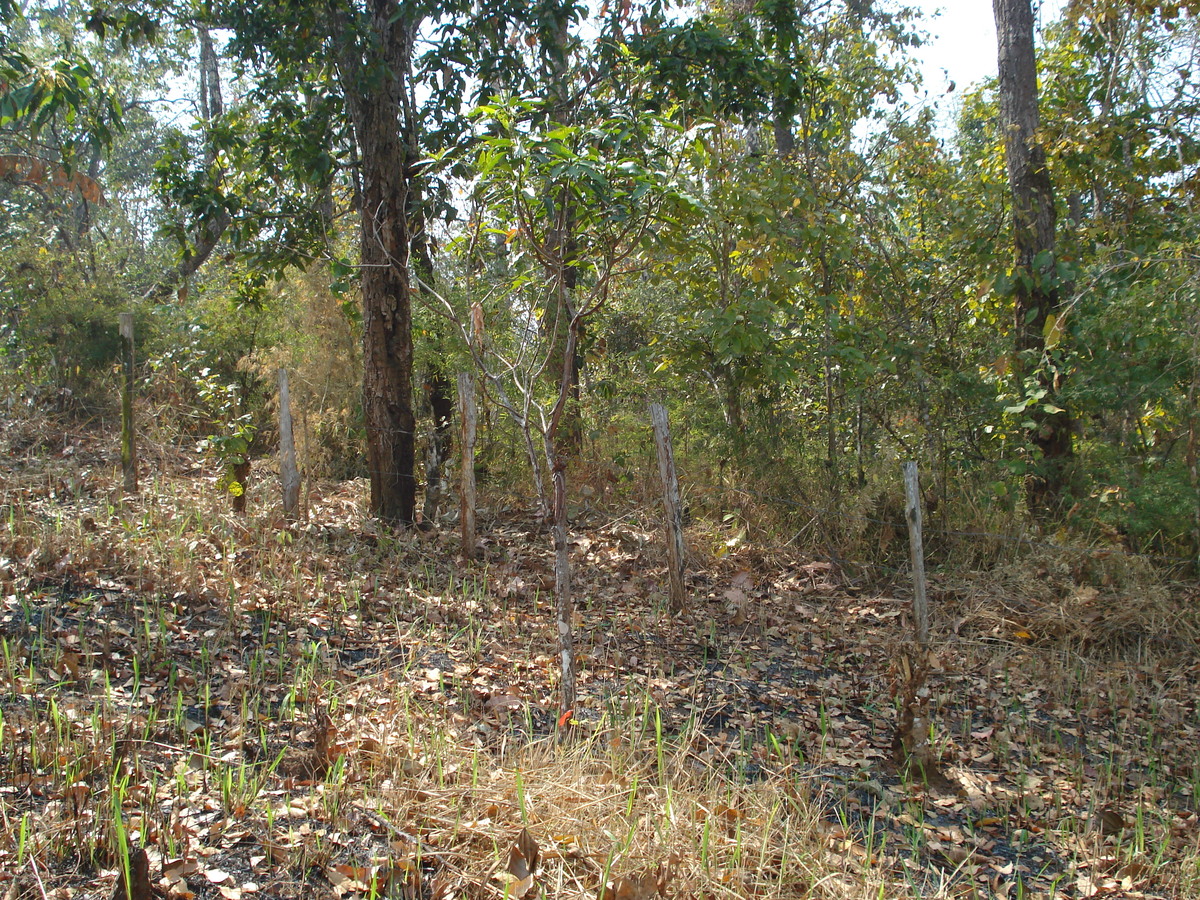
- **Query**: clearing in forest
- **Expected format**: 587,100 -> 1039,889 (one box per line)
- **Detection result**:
1,427 -> 1198,900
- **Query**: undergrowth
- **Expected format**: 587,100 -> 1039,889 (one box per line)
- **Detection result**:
1,417 -> 1198,900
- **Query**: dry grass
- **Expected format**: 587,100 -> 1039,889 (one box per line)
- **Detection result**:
2,418 -> 1200,900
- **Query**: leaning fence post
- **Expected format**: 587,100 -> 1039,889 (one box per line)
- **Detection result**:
457,372 -> 477,560
278,369 -> 300,518
119,312 -> 137,494
902,461 -> 930,646
650,403 -> 687,613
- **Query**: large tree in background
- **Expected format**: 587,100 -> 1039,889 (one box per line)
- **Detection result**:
333,1 -> 418,524
152,0 -> 423,524
993,0 -> 1074,512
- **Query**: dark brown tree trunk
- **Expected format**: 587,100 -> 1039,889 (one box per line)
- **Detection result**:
993,0 -> 1074,513
337,0 -> 418,525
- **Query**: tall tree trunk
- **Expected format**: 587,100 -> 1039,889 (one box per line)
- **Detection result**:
544,4 -> 583,455
993,0 -> 1074,513
423,366 -> 454,523
337,0 -> 418,525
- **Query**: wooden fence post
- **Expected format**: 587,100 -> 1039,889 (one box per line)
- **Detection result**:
650,403 -> 687,613
458,372 -> 477,560
278,369 -> 300,518
119,313 -> 137,494
903,461 -> 930,646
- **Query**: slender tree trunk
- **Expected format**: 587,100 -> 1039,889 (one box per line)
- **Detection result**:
650,403 -> 687,614
545,307 -> 582,719
994,0 -> 1074,513
337,0 -> 418,525
545,431 -> 576,718
119,313 -> 137,494
408,181 -> 454,526
1188,314 -> 1200,569
819,263 -> 840,495
458,372 -> 478,559
279,368 -> 301,518
722,364 -> 743,436
423,367 -> 454,524
544,6 -> 583,455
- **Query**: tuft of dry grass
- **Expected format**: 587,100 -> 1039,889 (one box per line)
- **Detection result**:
955,548 -> 1200,655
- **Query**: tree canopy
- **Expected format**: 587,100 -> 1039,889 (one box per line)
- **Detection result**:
3,0 -> 1200,556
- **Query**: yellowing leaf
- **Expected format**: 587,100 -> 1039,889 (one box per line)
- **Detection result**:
0,154 -> 105,203
1043,311 -> 1067,348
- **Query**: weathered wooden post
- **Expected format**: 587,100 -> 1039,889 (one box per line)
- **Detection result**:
457,371 -> 477,561
119,313 -> 137,494
892,461 -> 948,786
650,403 -> 687,613
903,461 -> 930,646
278,369 -> 301,518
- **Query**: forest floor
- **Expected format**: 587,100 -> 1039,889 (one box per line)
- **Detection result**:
2,420 -> 1200,900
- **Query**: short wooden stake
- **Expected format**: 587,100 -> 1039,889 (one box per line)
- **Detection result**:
457,372 -> 477,560
650,403 -> 687,613
119,312 -> 137,494
903,461 -> 930,646
278,369 -> 300,517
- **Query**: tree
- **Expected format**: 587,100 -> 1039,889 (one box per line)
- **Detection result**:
0,1 -> 187,402
331,1 -> 419,524
163,0 -> 579,526
993,0 -> 1074,512
146,22 -> 230,300
147,0 -> 424,523
458,91 -> 686,716
632,0 -> 922,497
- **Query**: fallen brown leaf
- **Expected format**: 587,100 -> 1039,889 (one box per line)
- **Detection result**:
498,827 -> 539,898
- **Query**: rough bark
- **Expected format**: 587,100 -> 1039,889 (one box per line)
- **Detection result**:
119,313 -> 137,494
1189,315 -> 1200,568
994,0 -> 1074,512
545,306 -> 581,719
545,431 -> 576,718
337,0 -> 418,525
458,371 -> 478,559
423,366 -> 454,524
902,462 -> 929,648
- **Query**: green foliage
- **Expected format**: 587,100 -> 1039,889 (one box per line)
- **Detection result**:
0,246 -> 129,405
5,0 -> 1200,559
204,415 -> 257,499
